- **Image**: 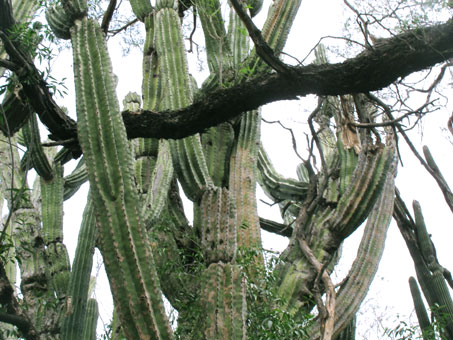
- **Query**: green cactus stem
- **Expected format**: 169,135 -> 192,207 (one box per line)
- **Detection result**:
201,263 -> 247,340
82,298 -> 99,340
22,113 -> 53,181
61,196 -> 96,340
71,17 -> 172,339
229,110 -> 263,255
197,187 -> 237,264
409,276 -> 433,340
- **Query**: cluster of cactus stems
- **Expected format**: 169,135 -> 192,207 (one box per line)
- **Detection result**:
394,167 -> 453,340
2,0 -> 440,339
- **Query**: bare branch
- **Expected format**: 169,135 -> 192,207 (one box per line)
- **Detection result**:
101,0 -> 118,35
229,0 -> 291,74
299,239 -> 336,340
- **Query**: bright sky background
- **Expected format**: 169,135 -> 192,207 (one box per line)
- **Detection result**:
23,0 -> 453,338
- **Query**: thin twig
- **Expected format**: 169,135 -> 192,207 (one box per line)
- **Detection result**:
366,92 -> 453,215
261,117 -> 305,162
108,18 -> 139,36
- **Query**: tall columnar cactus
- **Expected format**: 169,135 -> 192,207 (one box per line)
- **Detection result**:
0,0 -> 419,339
394,195 -> 453,339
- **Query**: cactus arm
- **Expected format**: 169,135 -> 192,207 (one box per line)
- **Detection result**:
63,157 -> 88,200
61,196 -> 96,340
22,113 -> 53,181
129,0 -> 153,22
40,158 -> 72,300
257,143 -> 308,202
409,276 -> 434,340
307,159 -> 396,339
245,0 -> 302,74
153,1 -> 213,200
194,0 -> 232,74
71,16 -> 172,339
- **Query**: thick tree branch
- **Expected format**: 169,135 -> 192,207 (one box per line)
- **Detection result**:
3,0 -> 453,160
123,19 -> 453,139
0,0 -> 79,156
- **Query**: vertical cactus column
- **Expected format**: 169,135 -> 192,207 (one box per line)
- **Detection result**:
201,263 -> 247,340
70,14 -> 172,339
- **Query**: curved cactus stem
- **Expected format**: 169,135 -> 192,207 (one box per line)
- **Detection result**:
22,113 -> 53,181
71,17 -> 172,339
129,0 -> 153,22
61,196 -> 96,340
46,5 -> 73,40
63,157 -> 88,200
276,142 -> 394,316
308,157 -> 396,339
257,144 -> 308,202
409,276 -> 434,340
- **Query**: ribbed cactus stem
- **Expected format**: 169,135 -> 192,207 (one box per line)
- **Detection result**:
129,0 -> 153,21
22,113 -> 53,181
201,263 -> 247,339
201,123 -> 234,187
63,157 -> 88,200
46,5 -> 73,40
153,1 -> 213,200
82,298 -> 99,340
229,110 -> 263,254
247,0 -> 302,71
71,17 -> 172,339
198,187 -> 237,264
409,276 -> 433,339
195,0 -> 232,73
308,161 -> 395,339
257,144 -> 308,202
141,140 -> 174,225
61,196 -> 96,340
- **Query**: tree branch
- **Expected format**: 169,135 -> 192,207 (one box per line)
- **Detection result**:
0,262 -> 39,340
3,0 -> 453,161
229,0 -> 290,74
123,19 -> 453,140
101,0 -> 117,35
